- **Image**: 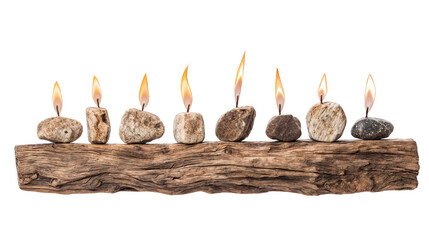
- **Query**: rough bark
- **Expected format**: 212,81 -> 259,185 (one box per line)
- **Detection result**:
15,140 -> 419,195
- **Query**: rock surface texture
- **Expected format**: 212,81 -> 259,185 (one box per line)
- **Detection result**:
351,117 -> 394,140
215,106 -> 256,142
86,107 -> 111,144
119,109 -> 165,143
173,112 -> 205,144
37,117 -> 83,143
306,102 -> 347,142
266,115 -> 301,142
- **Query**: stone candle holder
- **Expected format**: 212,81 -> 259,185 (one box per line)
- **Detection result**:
215,106 -> 256,142
173,112 -> 205,144
86,107 -> 111,144
38,117 -> 83,143
266,115 -> 301,142
119,109 -> 165,144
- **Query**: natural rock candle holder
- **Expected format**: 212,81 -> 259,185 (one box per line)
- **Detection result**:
86,76 -> 111,144
37,82 -> 83,143
173,66 -> 205,144
306,74 -> 346,142
216,52 -> 256,141
351,74 -> 394,140
119,74 -> 165,144
265,69 -> 301,141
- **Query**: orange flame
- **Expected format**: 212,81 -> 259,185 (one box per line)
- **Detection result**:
181,66 -> 193,112
234,52 -> 245,107
364,74 -> 376,117
92,76 -> 102,107
139,74 -> 149,110
318,73 -> 327,103
275,68 -> 285,115
52,81 -> 62,116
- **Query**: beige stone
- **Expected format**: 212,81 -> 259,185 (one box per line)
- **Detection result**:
173,112 -> 205,144
306,102 -> 346,142
37,117 -> 83,143
119,109 -> 165,144
86,107 -> 111,144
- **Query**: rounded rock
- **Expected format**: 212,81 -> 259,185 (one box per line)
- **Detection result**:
266,115 -> 301,142
37,117 -> 83,143
351,117 -> 394,140
215,106 -> 256,142
173,112 -> 205,144
119,109 -> 165,144
306,102 -> 347,142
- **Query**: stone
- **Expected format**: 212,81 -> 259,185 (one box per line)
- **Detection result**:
306,102 -> 347,142
266,115 -> 301,142
86,107 -> 111,144
351,117 -> 394,140
173,112 -> 205,144
37,117 -> 83,143
119,109 -> 165,144
215,106 -> 256,142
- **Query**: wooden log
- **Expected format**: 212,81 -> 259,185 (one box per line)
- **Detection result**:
15,139 -> 419,195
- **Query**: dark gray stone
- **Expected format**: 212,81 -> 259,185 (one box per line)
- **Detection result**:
351,117 -> 394,140
215,106 -> 256,142
266,115 -> 301,142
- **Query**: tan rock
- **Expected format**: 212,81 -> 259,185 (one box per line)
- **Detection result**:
173,112 -> 205,144
306,102 -> 346,142
86,107 -> 111,144
266,114 -> 301,142
37,117 -> 83,143
215,106 -> 256,142
119,109 -> 165,144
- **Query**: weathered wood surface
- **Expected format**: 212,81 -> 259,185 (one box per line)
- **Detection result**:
15,140 -> 419,195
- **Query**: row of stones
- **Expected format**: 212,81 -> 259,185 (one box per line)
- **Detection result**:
37,103 -> 393,144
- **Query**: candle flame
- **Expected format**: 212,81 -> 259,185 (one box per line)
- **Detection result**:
139,74 -> 149,110
275,68 -> 285,115
234,52 -> 245,107
181,66 -> 193,112
92,76 -> 102,107
318,73 -> 327,103
364,74 -> 376,117
52,81 -> 62,116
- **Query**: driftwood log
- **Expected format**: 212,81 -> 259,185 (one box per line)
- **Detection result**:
15,140 -> 419,195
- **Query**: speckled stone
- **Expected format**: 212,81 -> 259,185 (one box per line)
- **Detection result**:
351,117 -> 394,140
266,115 -> 301,142
306,102 -> 347,142
86,107 -> 111,144
119,109 -> 165,144
37,117 -> 83,143
173,112 -> 205,144
215,106 -> 256,142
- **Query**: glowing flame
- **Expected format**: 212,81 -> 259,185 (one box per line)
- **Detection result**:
364,74 -> 376,116
181,66 -> 193,112
92,76 -> 102,107
275,68 -> 285,115
52,81 -> 62,116
234,52 -> 245,107
318,73 -> 327,103
139,74 -> 149,110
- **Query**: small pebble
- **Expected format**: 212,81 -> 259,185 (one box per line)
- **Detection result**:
119,109 -> 165,144
215,106 -> 256,142
37,117 -> 83,143
306,102 -> 347,142
173,112 -> 205,144
86,107 -> 111,144
266,115 -> 301,142
351,117 -> 394,140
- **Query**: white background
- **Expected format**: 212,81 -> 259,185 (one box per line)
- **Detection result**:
1,0 -> 428,239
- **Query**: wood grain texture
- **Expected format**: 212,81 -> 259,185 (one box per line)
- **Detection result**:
15,140 -> 419,195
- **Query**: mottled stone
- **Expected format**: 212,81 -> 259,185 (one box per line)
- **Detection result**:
306,102 -> 347,142
37,117 -> 83,143
215,106 -> 256,142
86,107 -> 111,144
351,117 -> 394,140
173,112 -> 205,144
266,115 -> 301,142
119,109 -> 165,144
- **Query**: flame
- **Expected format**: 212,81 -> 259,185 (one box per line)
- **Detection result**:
275,68 -> 285,115
92,76 -> 102,107
234,52 -> 245,107
139,74 -> 149,110
52,81 -> 63,116
318,73 -> 327,103
181,66 -> 193,112
364,74 -> 376,116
